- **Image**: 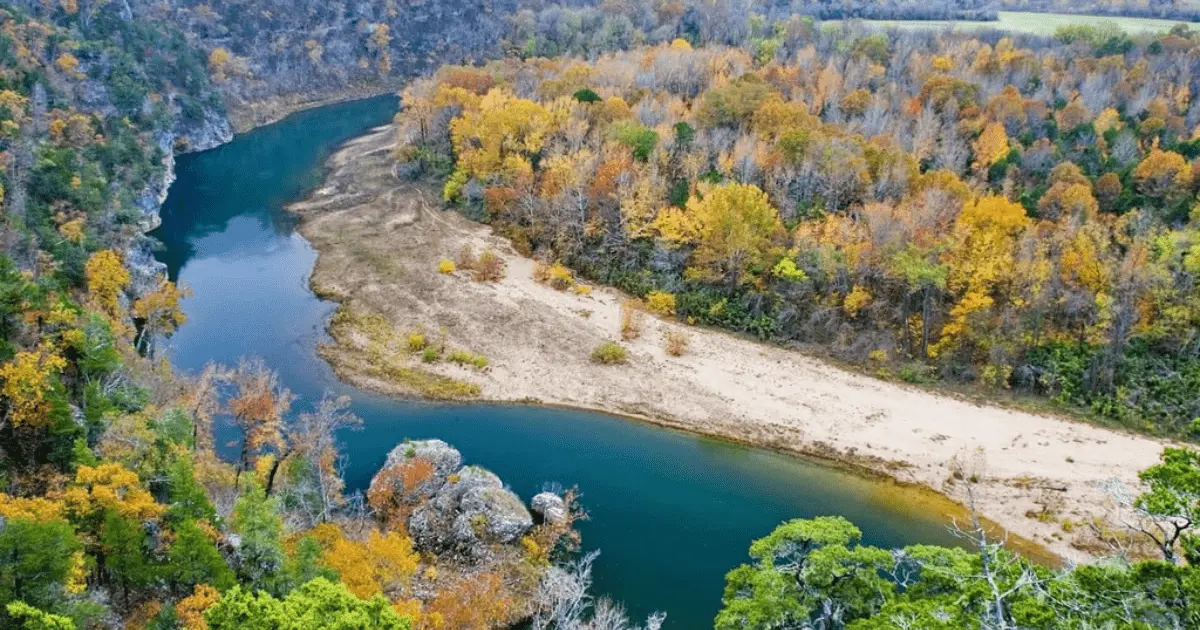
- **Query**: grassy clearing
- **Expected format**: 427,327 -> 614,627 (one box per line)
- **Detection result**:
836,11 -> 1187,36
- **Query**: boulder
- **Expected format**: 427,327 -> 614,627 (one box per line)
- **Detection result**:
409,465 -> 533,557
531,492 -> 568,525
369,439 -> 463,504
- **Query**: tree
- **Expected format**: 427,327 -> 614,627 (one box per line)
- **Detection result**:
208,48 -> 231,82
272,396 -> 360,522
449,90 -> 553,184
5,602 -> 75,630
230,485 -> 284,590
100,510 -> 157,606
131,278 -> 191,357
1134,447 -> 1200,565
204,578 -> 411,630
670,182 -> 782,288
0,345 -> 68,429
63,462 -> 164,525
226,359 -> 293,480
715,516 -> 893,630
319,528 -> 419,599
0,519 -> 81,612
176,584 -> 221,630
84,250 -> 129,322
973,121 -> 1009,170
167,519 -> 235,594
1134,148 -> 1192,200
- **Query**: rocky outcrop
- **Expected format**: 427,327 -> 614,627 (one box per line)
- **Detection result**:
370,440 -> 535,560
531,492 -> 568,525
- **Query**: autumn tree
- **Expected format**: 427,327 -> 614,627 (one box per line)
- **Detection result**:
931,195 -> 1030,360
0,345 -> 68,430
226,358 -> 294,481
448,90 -> 553,191
317,526 -> 419,599
267,395 -> 360,515
208,48 -> 231,82
972,121 -> 1009,170
1134,148 -> 1193,201
658,182 -> 782,288
132,277 -> 191,357
84,250 -> 130,323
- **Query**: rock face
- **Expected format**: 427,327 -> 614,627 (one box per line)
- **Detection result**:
531,492 -> 568,525
369,439 -> 463,505
370,440 -> 534,559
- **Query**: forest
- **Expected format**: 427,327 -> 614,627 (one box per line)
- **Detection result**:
0,3 -> 656,629
395,22 -> 1200,439
0,0 -> 1199,626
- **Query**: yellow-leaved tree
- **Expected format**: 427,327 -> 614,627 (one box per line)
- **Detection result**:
1134,148 -> 1193,200
85,249 -> 130,323
63,462 -> 165,523
449,89 -> 554,187
660,182 -> 782,287
972,121 -> 1009,170
0,344 -> 68,429
930,195 -> 1029,359
314,524 -> 420,599
132,277 -> 191,355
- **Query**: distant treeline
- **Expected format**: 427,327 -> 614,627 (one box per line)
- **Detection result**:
1001,0 -> 1200,22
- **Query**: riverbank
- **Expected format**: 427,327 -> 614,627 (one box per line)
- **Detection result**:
289,125 -> 1174,563
224,82 -> 407,134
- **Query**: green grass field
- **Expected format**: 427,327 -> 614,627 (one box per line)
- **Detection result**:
838,11 -> 1189,36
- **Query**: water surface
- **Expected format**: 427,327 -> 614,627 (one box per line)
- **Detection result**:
152,95 -> 961,627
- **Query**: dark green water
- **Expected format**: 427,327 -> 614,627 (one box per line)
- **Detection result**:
151,95 -> 961,627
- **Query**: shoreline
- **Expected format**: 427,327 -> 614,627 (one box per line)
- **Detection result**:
223,82 -> 404,134
288,125 -> 1175,564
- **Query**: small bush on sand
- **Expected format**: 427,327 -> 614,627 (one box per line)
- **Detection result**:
663,330 -> 689,356
407,331 -> 426,352
573,284 -> 592,296
456,244 -> 477,270
438,258 -> 457,274
534,261 -> 577,290
422,347 -> 440,363
646,291 -> 676,317
591,341 -> 628,365
620,299 -> 644,340
473,250 -> 505,282
448,349 -> 489,369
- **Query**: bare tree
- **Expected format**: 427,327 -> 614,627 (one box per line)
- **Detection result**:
531,550 -> 665,630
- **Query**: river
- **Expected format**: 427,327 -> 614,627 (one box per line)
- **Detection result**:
151,94 -> 962,628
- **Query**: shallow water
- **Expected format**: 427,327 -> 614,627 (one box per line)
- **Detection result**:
152,94 -> 962,627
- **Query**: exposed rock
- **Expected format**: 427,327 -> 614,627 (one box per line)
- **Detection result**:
368,439 -> 463,504
408,464 -> 533,557
124,236 -> 169,298
531,492 -> 568,525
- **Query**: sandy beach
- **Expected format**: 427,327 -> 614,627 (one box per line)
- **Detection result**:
290,125 -> 1174,563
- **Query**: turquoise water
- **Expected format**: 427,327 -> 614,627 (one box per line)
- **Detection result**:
151,95 -> 961,627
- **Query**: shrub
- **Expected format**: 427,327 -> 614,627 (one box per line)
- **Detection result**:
456,244 -> 477,270
619,299 -> 644,340
535,262 -> 574,290
438,259 -> 456,274
422,347 -> 440,363
573,284 -> 592,296
448,349 -> 488,369
407,331 -> 426,352
473,250 -> 505,282
591,341 -> 628,365
646,291 -> 676,317
663,330 -> 689,356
